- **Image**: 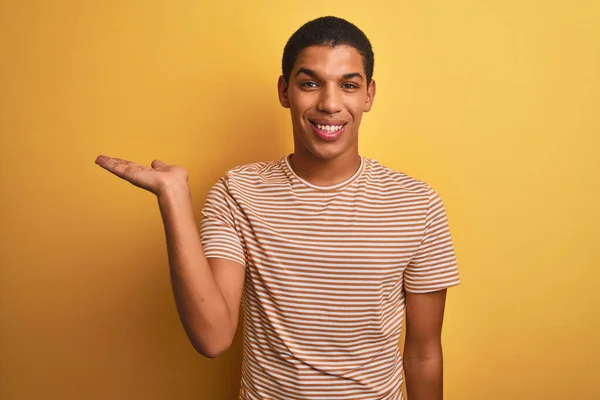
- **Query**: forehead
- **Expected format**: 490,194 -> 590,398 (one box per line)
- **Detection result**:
292,45 -> 365,78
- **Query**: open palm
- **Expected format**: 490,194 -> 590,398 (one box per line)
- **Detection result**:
95,155 -> 189,195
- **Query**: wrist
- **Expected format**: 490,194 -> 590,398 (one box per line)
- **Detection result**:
157,181 -> 191,204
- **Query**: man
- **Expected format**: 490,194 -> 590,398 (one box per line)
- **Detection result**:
96,16 -> 460,400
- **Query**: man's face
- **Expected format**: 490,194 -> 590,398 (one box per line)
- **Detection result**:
278,45 -> 376,161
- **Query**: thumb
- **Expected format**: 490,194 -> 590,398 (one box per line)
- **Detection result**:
151,159 -> 167,169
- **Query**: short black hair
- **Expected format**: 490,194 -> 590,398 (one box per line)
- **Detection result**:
282,16 -> 374,85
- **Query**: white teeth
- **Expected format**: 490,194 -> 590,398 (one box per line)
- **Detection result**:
317,124 -> 343,133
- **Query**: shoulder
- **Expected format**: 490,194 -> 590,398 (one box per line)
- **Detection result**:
363,157 -> 434,198
220,157 -> 288,192
225,158 -> 282,177
363,158 -> 453,227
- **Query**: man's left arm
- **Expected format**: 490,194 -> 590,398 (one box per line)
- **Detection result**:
402,185 -> 460,399
403,289 -> 448,400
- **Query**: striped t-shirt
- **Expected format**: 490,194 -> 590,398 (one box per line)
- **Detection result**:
200,154 -> 460,400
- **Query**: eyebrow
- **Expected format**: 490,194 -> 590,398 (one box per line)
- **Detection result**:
295,68 -> 364,81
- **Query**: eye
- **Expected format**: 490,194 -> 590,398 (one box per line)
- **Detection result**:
341,83 -> 359,90
300,81 -> 319,88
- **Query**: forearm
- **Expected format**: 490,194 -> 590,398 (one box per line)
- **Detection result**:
403,341 -> 443,400
157,184 -> 233,357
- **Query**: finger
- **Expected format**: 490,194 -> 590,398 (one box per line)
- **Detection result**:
97,157 -> 139,178
120,165 -> 146,182
95,155 -> 111,165
100,157 -> 126,173
97,156 -> 138,170
96,155 -> 126,167
151,159 -> 166,169
114,158 -> 143,169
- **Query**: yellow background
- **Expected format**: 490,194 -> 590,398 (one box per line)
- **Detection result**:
1,1 -> 599,399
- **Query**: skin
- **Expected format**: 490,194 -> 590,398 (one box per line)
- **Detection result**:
278,45 -> 375,186
95,44 -> 448,399
404,289 -> 448,400
278,45 -> 447,399
94,156 -> 245,358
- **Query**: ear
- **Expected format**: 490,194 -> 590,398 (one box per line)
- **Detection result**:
364,79 -> 376,112
278,75 -> 290,108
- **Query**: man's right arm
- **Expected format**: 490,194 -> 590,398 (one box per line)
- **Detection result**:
158,182 -> 245,358
94,155 -> 245,358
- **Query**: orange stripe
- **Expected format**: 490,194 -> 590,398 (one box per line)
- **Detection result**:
200,155 -> 460,399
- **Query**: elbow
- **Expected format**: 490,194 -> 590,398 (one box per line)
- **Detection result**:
191,333 -> 234,359
404,338 -> 442,362
195,344 -> 229,359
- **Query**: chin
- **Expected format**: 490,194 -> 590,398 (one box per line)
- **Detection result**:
293,125 -> 357,161
305,142 -> 351,161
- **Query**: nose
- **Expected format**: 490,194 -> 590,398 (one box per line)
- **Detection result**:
317,83 -> 343,115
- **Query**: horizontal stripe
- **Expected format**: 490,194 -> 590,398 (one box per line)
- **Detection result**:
200,155 -> 460,399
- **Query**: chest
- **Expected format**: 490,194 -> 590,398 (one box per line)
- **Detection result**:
235,191 -> 425,285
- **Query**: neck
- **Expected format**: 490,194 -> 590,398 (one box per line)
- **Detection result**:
288,149 -> 362,187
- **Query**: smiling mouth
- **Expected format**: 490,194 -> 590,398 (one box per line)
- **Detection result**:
309,121 -> 347,133
308,120 -> 348,141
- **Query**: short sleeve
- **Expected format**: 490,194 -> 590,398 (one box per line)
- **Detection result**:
199,176 -> 246,267
405,185 -> 460,293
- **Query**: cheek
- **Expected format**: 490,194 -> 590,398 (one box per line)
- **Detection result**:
290,97 -> 311,123
348,105 -> 365,123
345,95 -> 368,116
